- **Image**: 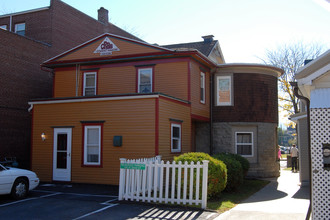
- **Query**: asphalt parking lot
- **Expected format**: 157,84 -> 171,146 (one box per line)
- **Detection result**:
0,183 -> 219,220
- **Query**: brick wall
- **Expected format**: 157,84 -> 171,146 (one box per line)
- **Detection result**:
50,0 -> 140,56
0,0 -> 141,168
0,9 -> 52,45
0,30 -> 52,168
213,73 -> 278,123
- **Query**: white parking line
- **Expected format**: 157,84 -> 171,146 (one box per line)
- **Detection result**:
0,192 -> 61,207
0,197 -> 36,207
72,203 -> 119,220
33,189 -> 117,198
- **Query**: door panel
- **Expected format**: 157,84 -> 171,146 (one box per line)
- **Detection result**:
53,128 -> 72,181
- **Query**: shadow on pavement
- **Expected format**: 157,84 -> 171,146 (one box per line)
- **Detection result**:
292,186 -> 310,200
239,180 -> 288,204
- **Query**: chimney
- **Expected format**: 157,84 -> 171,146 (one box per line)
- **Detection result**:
202,35 -> 214,43
98,7 -> 109,24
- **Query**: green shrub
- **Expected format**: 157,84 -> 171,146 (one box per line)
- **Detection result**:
213,153 -> 243,192
174,152 -> 227,199
227,153 -> 250,176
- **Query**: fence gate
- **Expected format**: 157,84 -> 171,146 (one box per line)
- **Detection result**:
118,156 -> 209,209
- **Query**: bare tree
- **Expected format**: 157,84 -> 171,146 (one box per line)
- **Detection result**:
261,42 -> 324,119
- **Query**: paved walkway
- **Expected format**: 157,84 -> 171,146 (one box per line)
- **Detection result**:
215,168 -> 310,220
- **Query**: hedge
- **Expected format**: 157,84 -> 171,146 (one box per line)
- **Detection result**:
174,152 -> 227,199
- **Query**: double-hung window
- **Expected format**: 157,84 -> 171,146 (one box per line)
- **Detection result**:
200,72 -> 205,104
84,125 -> 101,165
83,72 -> 97,96
138,68 -> 152,93
235,132 -> 253,157
216,75 -> 232,106
15,23 -> 25,36
171,123 -> 181,153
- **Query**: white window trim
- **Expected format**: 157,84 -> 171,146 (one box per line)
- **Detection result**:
0,25 -> 7,30
84,125 -> 101,165
83,72 -> 97,96
216,75 -> 232,106
200,72 -> 205,104
235,132 -> 253,157
171,123 -> 181,153
138,68 -> 153,93
15,23 -> 25,35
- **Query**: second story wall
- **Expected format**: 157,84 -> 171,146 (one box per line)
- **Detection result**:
190,61 -> 210,120
53,59 -> 190,101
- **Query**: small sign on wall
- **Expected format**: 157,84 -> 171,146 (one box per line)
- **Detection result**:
94,37 -> 120,55
120,163 -> 146,170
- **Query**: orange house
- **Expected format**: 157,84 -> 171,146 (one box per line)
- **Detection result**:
29,33 -> 222,185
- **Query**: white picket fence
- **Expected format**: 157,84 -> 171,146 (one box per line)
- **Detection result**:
118,156 -> 209,209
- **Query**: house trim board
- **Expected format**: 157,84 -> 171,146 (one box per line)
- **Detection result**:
155,98 -> 159,156
43,33 -> 173,64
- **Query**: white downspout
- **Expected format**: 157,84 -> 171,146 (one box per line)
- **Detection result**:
9,15 -> 12,32
28,103 -> 33,112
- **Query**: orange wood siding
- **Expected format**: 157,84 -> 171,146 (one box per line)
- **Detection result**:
54,69 -> 76,98
98,66 -> 136,94
190,61 -> 210,119
53,61 -> 190,99
57,37 -> 163,62
155,62 -> 188,101
32,98 -> 156,185
158,98 -> 191,161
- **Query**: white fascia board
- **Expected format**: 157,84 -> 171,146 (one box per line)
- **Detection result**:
289,112 -> 307,122
298,63 -> 330,86
28,94 -> 159,105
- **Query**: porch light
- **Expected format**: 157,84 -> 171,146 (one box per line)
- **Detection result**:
41,133 -> 46,141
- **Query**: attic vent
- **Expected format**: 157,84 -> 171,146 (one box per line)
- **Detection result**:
202,35 -> 214,43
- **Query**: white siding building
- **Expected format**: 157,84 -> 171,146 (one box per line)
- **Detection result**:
292,50 -> 330,220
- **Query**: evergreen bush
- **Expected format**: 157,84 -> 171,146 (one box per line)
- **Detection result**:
174,152 -> 227,199
213,153 -> 243,192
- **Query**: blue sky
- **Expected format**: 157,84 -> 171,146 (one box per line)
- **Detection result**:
1,0 -> 329,63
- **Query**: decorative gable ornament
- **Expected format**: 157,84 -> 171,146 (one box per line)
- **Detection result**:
94,37 -> 120,55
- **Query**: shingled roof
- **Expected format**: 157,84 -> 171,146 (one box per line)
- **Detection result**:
161,35 -> 217,57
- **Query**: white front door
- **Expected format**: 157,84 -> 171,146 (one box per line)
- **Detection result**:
53,128 -> 72,181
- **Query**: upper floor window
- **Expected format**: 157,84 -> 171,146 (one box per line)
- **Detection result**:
138,68 -> 153,93
15,23 -> 25,36
171,123 -> 181,153
83,72 -> 97,96
0,25 -> 7,30
235,132 -> 253,157
83,125 -> 102,166
216,75 -> 232,106
200,72 -> 205,104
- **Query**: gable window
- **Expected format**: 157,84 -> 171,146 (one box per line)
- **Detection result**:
15,23 -> 25,36
83,72 -> 97,96
83,125 -> 102,165
200,72 -> 206,104
171,123 -> 181,153
235,132 -> 253,157
216,75 -> 232,106
0,25 -> 7,30
138,68 -> 153,93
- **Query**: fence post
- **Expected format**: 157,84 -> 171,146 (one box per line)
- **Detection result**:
201,160 -> 209,209
118,158 -> 126,200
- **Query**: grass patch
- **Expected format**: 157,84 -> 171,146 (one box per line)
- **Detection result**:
207,179 -> 270,213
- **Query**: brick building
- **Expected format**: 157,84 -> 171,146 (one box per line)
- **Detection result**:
0,0 -> 139,168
